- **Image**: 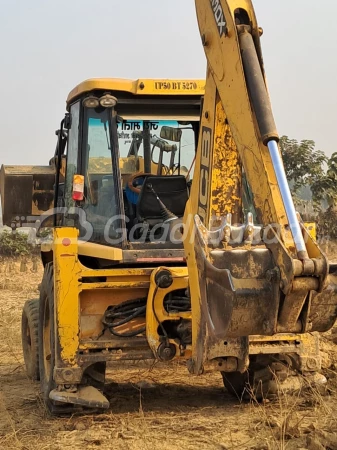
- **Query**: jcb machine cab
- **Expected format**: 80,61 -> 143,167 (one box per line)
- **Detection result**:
1,0 -> 337,413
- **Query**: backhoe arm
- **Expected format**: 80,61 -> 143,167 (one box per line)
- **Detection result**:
184,0 -> 336,375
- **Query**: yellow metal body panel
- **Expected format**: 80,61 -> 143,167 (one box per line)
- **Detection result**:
304,222 -> 317,241
183,73 -> 215,361
67,78 -> 206,106
146,267 -> 190,358
249,332 -> 321,370
210,91 -> 242,223
53,227 -> 81,365
77,241 -> 122,261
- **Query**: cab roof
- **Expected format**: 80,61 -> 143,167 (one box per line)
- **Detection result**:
67,78 -> 205,106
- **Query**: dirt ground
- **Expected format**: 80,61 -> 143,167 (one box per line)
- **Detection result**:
1,257 -> 337,450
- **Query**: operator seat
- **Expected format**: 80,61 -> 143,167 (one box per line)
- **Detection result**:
137,175 -> 189,226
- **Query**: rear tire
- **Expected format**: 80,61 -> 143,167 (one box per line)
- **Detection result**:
222,371 -> 252,400
38,263 -> 56,411
222,365 -> 277,401
21,299 -> 40,380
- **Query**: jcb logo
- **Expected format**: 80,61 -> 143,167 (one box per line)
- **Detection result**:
198,127 -> 212,222
210,0 -> 227,37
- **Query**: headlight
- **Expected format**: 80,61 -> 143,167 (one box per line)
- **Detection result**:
99,94 -> 117,108
83,95 -> 99,108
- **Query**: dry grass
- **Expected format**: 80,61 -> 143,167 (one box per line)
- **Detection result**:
243,368 -> 337,450
0,257 -> 337,450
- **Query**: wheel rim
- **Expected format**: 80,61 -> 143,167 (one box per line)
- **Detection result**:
43,298 -> 51,381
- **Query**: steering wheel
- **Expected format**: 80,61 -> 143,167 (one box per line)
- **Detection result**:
127,172 -> 152,194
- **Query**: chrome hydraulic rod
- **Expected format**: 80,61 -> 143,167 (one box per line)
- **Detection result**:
268,139 -> 308,260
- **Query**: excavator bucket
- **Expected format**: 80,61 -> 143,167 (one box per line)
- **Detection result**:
0,165 -> 55,228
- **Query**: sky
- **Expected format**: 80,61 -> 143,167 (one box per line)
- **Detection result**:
0,0 -> 336,167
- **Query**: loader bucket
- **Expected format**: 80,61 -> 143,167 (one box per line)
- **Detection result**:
0,165 -> 55,228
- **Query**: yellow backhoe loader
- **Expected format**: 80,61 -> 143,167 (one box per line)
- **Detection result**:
1,0 -> 337,413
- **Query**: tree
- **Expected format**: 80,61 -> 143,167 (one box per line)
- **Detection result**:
312,152 -> 337,239
279,136 -> 327,197
280,137 -> 337,239
316,207 -> 337,240
311,152 -> 337,207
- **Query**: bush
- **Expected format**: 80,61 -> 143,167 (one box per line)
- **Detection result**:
0,231 -> 36,257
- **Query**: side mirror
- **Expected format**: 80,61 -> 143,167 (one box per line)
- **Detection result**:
160,126 -> 182,142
